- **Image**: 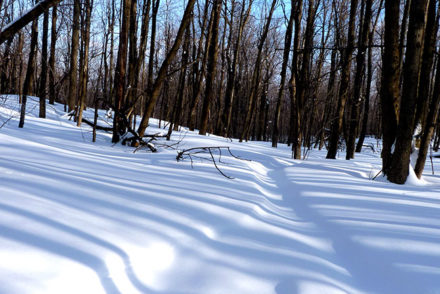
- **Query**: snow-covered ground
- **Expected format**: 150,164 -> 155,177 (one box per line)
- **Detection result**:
0,95 -> 439,294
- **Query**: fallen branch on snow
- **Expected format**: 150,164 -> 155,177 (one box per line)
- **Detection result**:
176,146 -> 250,179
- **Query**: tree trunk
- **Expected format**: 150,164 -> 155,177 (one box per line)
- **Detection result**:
415,0 -> 437,131
137,0 -> 196,138
67,0 -> 80,112
289,0 -> 303,157
146,0 -> 160,100
415,46 -> 440,178
388,0 -> 429,184
327,0 -> 358,159
199,0 -> 222,135
380,0 -> 400,175
240,0 -> 276,142
293,0 -> 316,158
346,0 -> 372,159
48,5 -> 57,105
126,0 -> 138,127
167,26 -> 191,139
112,0 -> 131,142
272,1 -> 294,147
77,0 -> 93,127
38,9 -> 49,118
19,16 -> 39,128
188,0 -> 212,131
220,0 -> 253,137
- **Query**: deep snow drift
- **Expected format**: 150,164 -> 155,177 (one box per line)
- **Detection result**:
0,95 -> 439,294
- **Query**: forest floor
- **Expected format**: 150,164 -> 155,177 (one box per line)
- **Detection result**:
1,95 -> 440,294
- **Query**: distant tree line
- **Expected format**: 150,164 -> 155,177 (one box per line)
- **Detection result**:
0,0 -> 439,184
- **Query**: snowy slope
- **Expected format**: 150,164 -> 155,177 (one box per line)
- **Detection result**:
0,95 -> 440,294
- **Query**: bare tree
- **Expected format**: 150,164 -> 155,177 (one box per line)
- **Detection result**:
18,10 -> 39,128
137,0 -> 197,139
67,0 -> 80,111
199,0 -> 222,135
272,0 -> 294,147
240,0 -> 277,142
327,0 -> 358,159
387,0 -> 429,184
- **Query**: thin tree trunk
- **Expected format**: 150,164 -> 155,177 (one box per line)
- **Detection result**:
137,0 -> 196,138
48,5 -> 57,105
67,0 -> 80,112
19,16 -> 39,128
272,1 -> 294,147
77,0 -> 93,127
127,0 -> 138,127
38,9 -> 49,118
108,0 -> 116,106
399,0 -> 411,88
293,0 -> 316,158
220,0 -> 253,137
146,0 -> 160,99
346,0 -> 372,159
188,0 -> 212,131
289,0 -> 303,157
415,0 -> 437,130
327,0 -> 358,159
199,0 -> 222,135
240,0 -> 276,142
415,46 -> 440,178
167,26 -> 191,139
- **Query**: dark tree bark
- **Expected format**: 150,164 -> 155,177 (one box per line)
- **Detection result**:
112,0 -> 131,142
0,37 -> 12,93
48,5 -> 57,105
199,0 -> 222,135
77,0 -> 93,127
219,0 -> 253,137
167,26 -> 191,139
327,0 -> 358,159
289,0 -> 303,157
388,0 -> 429,184
38,9 -> 49,118
188,0 -> 212,131
126,0 -> 138,127
415,45 -> 440,178
272,1 -> 294,147
19,16 -> 39,128
146,0 -> 160,98
102,0 -> 115,106
240,0 -> 276,142
318,47 -> 337,151
414,2 -> 440,178
380,0 -> 400,175
137,0 -> 197,138
346,0 -> 372,159
399,0 -> 411,87
415,0 -> 437,131
292,0 -> 316,158
356,0 -> 383,153
131,0 -> 152,114
67,0 -> 80,111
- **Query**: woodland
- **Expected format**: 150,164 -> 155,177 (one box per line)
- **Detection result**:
0,0 -> 439,185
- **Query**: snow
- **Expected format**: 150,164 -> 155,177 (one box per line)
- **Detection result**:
0,95 -> 440,294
